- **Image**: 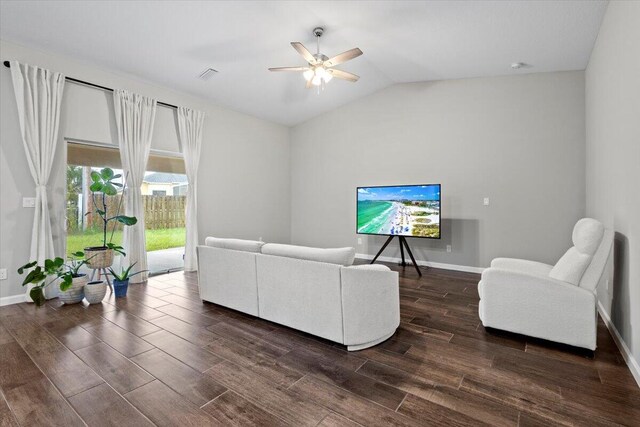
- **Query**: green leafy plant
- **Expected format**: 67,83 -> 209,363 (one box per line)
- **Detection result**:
86,167 -> 137,254
66,251 -> 93,276
18,258 -> 75,306
107,262 -> 148,282
103,242 -> 127,257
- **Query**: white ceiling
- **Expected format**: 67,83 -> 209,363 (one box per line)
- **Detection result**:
0,1 -> 607,126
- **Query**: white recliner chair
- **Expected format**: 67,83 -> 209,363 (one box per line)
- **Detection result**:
479,218 -> 613,350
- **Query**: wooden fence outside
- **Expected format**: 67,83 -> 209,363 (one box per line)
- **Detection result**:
143,195 -> 186,229
71,194 -> 186,231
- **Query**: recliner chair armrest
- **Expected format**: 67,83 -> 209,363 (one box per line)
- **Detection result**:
490,258 -> 554,276
481,268 -> 595,301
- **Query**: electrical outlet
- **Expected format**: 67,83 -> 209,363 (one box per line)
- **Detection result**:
446,245 -> 452,253
23,197 -> 36,208
258,236 -> 263,242
483,197 -> 490,206
357,237 -> 362,245
0,268 -> 7,280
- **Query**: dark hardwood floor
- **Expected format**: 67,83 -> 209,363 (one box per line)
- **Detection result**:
1,263 -> 638,426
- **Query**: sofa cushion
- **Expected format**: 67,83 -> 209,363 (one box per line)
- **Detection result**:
549,247 -> 592,286
205,237 -> 265,253
261,243 -> 355,266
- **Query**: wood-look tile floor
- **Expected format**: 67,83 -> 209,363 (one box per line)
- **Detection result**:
1,264 -> 638,426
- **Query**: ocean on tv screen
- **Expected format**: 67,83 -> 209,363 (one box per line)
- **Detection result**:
357,185 -> 440,238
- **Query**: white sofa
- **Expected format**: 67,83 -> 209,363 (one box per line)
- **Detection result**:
479,218 -> 613,350
197,237 -> 400,351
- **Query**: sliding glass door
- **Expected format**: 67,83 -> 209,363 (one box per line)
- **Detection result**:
141,170 -> 188,274
66,141 -> 187,275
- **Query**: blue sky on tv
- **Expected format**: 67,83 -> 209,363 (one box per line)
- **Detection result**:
357,185 -> 440,201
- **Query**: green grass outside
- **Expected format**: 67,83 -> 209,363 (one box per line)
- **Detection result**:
66,227 -> 186,257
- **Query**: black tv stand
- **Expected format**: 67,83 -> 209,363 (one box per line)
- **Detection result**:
370,235 -> 422,277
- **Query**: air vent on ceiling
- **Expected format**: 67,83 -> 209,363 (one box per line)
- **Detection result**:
199,68 -> 218,79
510,62 -> 531,70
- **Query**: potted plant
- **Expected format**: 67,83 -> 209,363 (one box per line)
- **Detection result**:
107,262 -> 148,298
18,252 -> 91,306
84,280 -> 107,304
84,167 -> 137,269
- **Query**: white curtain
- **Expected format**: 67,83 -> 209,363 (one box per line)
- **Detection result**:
113,89 -> 156,283
177,107 -> 206,271
10,61 -> 65,270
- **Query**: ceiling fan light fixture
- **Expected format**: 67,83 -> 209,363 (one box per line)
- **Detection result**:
303,69 -> 314,81
305,66 -> 332,86
315,66 -> 332,82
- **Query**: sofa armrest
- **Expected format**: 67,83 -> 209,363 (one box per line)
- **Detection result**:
340,266 -> 400,350
196,245 -> 260,316
479,268 -> 597,349
490,258 -> 554,276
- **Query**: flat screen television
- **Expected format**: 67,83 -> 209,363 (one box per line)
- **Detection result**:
357,184 -> 441,239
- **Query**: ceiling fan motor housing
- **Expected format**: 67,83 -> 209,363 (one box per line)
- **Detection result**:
313,54 -> 329,63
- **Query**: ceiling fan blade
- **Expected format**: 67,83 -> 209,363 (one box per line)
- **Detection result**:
323,48 -> 363,68
268,66 -> 309,72
291,42 -> 317,64
326,68 -> 359,82
305,78 -> 313,89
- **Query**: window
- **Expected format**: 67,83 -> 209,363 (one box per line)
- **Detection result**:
66,141 -> 188,274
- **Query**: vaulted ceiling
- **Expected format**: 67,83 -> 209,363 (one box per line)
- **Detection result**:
0,1 -> 607,126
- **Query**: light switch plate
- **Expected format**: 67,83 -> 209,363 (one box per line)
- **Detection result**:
483,197 -> 490,206
23,197 -> 36,208
0,269 -> 7,280
357,237 -> 362,245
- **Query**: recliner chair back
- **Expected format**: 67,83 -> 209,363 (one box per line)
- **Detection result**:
579,228 -> 614,292
549,218 -> 604,286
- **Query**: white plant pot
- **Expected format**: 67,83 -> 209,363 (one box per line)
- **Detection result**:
84,280 -> 107,304
59,274 -> 88,305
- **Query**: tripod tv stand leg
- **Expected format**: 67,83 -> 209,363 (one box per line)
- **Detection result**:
399,236 -> 422,277
370,235 -> 423,277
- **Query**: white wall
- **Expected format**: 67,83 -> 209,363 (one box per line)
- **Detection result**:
0,40 -> 290,301
290,72 -> 586,270
585,1 -> 640,374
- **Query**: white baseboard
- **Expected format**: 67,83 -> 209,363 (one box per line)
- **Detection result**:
355,253 -> 484,274
597,301 -> 640,388
0,294 -> 27,307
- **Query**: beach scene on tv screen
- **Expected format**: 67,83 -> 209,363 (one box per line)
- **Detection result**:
357,185 -> 440,238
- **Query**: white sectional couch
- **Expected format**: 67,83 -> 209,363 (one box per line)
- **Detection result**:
197,237 -> 400,351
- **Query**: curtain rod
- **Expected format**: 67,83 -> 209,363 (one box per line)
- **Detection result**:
3,60 -> 178,109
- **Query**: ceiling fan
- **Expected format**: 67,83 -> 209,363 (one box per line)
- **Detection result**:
269,27 -> 363,90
